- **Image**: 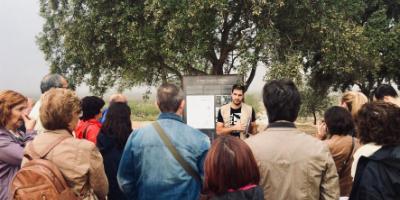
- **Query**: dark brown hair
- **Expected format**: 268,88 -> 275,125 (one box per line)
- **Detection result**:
203,136 -> 260,197
355,102 -> 400,145
231,84 -> 245,93
0,90 -> 27,127
100,102 -> 132,149
324,106 -> 355,136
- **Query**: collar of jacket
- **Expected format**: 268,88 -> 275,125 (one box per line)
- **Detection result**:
157,112 -> 183,123
83,119 -> 102,126
43,129 -> 74,137
368,145 -> 400,168
267,121 -> 296,128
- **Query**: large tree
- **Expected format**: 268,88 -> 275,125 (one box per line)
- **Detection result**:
38,0 -> 400,96
269,0 -> 400,96
38,0 -> 284,94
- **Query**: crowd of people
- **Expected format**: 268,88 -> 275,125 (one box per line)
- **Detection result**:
0,73 -> 400,200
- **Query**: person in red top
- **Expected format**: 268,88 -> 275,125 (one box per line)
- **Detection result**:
75,96 -> 105,144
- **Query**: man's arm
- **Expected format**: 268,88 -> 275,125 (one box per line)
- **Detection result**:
215,109 -> 244,135
216,122 -> 243,135
320,147 -> 340,200
117,132 -> 137,197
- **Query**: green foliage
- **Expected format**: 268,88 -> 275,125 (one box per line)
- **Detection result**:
298,86 -> 334,125
38,0 -> 400,99
271,0 -> 400,96
245,93 -> 262,115
128,100 -> 159,121
38,0 -> 285,95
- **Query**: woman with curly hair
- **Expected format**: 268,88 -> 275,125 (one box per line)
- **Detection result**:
350,102 -> 400,199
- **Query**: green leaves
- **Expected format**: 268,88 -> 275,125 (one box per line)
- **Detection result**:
38,0 -> 400,96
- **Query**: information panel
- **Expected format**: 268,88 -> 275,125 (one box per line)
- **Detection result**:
186,95 -> 215,129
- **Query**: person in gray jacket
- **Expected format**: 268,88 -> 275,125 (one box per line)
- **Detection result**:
245,79 -> 339,200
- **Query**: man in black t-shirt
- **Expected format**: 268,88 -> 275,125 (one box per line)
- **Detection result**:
216,84 -> 257,139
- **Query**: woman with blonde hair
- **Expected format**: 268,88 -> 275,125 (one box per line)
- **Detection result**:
341,91 -> 368,119
0,90 -> 36,199
20,88 -> 108,199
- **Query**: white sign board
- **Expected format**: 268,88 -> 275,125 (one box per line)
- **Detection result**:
186,95 -> 215,129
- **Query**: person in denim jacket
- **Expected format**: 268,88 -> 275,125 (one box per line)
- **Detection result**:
118,83 -> 210,200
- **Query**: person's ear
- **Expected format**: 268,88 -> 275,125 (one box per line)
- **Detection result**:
155,100 -> 160,109
179,100 -> 185,110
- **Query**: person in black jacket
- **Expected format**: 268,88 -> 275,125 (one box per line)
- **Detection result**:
201,136 -> 263,200
350,102 -> 400,200
97,102 -> 132,200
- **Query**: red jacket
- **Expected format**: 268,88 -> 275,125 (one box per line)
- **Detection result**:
75,119 -> 102,144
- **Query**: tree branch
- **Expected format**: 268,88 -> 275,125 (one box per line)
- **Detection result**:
244,65 -> 257,92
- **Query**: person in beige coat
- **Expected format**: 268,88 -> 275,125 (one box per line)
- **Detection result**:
21,88 -> 108,199
245,80 -> 339,200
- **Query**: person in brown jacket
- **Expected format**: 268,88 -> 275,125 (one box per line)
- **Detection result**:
316,106 -> 360,197
21,88 -> 108,199
245,80 -> 339,200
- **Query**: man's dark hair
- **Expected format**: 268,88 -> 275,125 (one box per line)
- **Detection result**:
373,84 -> 398,100
262,79 -> 301,123
324,106 -> 355,136
81,96 -> 105,120
231,84 -> 245,93
157,83 -> 184,113
355,102 -> 400,145
40,74 -> 66,94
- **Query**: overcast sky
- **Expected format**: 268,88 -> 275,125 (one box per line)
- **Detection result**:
0,0 -> 266,100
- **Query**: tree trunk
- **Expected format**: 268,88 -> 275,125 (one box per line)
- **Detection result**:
313,109 -> 317,125
244,66 -> 257,92
212,64 -> 224,75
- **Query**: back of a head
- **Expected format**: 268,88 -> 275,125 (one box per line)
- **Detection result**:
355,102 -> 400,146
81,96 -> 105,121
0,90 -> 27,128
101,102 -> 132,149
374,84 -> 398,100
157,83 -> 184,113
40,74 -> 66,94
109,93 -> 128,104
40,88 -> 81,131
262,79 -> 301,123
203,136 -> 260,196
341,91 -> 368,118
324,106 -> 355,136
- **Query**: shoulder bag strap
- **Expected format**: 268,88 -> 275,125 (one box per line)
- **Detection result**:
152,122 -> 202,183
339,136 -> 355,176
